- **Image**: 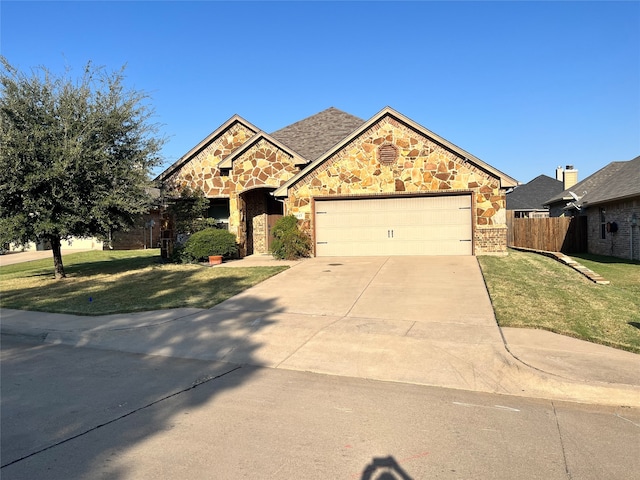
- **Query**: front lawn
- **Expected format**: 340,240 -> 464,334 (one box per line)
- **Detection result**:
0,249 -> 288,315
478,249 -> 640,353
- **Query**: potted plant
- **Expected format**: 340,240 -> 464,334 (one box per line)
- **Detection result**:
208,254 -> 223,265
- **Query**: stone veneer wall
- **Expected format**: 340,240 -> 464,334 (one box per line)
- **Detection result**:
586,198 -> 640,260
252,214 -> 267,254
284,116 -> 507,254
227,139 -> 301,253
164,126 -> 302,255
164,122 -> 257,196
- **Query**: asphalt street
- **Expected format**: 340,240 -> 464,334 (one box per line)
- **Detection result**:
2,334 -> 638,480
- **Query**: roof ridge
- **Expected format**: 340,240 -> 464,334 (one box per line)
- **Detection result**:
269,107 -> 365,161
270,107 -> 363,134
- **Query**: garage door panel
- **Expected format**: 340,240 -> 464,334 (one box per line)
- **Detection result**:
315,195 -> 472,256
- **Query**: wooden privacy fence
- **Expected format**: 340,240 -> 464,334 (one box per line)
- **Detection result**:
506,212 -> 587,253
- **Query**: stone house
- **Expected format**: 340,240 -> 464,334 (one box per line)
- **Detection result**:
157,107 -> 518,257
544,156 -> 640,260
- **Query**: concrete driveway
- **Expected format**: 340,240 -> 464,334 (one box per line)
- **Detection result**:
215,256 -> 514,390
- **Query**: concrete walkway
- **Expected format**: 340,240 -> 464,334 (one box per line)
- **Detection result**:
0,249 -> 93,266
1,256 -> 638,407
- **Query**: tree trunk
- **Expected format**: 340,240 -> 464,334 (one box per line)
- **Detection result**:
50,235 -> 66,279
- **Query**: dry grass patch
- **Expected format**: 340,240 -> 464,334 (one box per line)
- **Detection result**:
0,249 -> 288,315
478,249 -> 640,353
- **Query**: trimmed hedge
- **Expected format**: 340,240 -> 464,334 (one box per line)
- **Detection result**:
182,228 -> 237,262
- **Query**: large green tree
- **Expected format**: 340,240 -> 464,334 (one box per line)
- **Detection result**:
0,57 -> 165,278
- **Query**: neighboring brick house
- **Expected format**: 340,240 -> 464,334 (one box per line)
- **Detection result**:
544,156 -> 640,260
506,174 -> 563,218
157,107 -> 518,257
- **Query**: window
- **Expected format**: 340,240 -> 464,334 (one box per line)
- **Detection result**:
600,208 -> 606,239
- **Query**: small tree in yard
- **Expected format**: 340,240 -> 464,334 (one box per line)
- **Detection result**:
270,215 -> 311,260
0,57 -> 165,279
165,186 -> 210,235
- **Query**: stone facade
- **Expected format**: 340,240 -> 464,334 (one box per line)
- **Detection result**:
164,122 -> 257,197
163,125 -> 301,255
158,108 -> 515,257
227,138 -> 301,255
586,198 -> 640,260
284,116 -> 508,254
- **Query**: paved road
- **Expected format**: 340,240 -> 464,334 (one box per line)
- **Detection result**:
1,335 -> 638,480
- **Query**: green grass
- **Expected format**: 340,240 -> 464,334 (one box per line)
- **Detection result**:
478,249 -> 640,353
0,249 -> 288,315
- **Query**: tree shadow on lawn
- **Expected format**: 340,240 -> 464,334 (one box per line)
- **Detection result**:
0,293 -> 284,479
1,264 -> 287,315
0,253 -> 164,279
59,254 -> 165,277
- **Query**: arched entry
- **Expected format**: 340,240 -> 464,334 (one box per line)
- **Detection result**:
239,187 -> 283,256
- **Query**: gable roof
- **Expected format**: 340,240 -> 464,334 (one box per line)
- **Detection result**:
544,156 -> 640,208
217,131 -> 307,169
506,175 -> 563,211
274,106 -> 519,197
269,107 -> 365,161
155,115 -> 260,182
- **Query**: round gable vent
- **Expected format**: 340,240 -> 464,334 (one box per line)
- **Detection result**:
378,143 -> 398,166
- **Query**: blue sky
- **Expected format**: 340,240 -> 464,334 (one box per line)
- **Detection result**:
2,1 -> 639,184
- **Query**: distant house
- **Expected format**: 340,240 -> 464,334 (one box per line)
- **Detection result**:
7,237 -> 104,253
506,174 -> 563,218
107,187 -> 163,250
544,156 -> 640,260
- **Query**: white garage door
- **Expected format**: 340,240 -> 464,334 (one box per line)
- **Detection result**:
315,195 -> 472,256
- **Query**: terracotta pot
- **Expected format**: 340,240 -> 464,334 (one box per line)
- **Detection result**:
208,255 -> 223,266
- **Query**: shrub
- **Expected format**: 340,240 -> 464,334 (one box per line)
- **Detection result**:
182,228 -> 237,262
270,215 -> 311,260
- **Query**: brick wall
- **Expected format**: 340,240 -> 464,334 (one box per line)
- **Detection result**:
587,198 -> 640,260
475,226 -> 508,255
109,211 -> 163,250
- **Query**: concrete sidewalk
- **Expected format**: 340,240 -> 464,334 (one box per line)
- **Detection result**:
1,256 -> 638,407
0,249 -> 93,266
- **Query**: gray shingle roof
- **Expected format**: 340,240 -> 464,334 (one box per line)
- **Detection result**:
270,107 -> 365,161
544,156 -> 640,207
506,175 -> 563,210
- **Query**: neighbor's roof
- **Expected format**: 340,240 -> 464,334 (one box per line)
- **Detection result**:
274,106 -> 519,197
506,175 -> 563,211
270,107 -> 365,161
544,156 -> 640,207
